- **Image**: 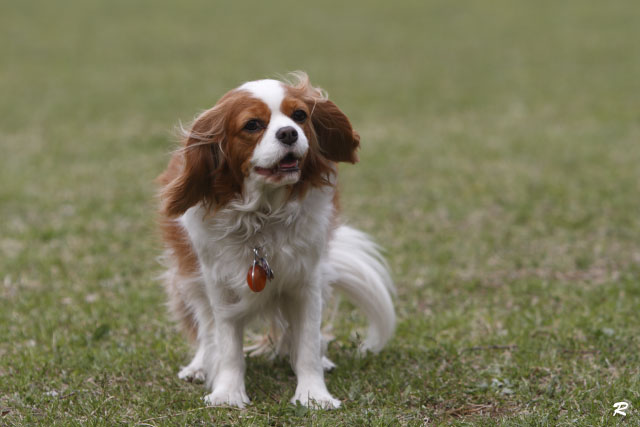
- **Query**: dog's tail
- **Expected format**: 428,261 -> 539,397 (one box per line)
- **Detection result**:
327,225 -> 396,353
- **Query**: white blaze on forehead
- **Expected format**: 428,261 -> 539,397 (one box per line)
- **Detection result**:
240,78 -> 309,176
238,79 -> 285,113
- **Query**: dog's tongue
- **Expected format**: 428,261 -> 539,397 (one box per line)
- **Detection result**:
279,158 -> 298,169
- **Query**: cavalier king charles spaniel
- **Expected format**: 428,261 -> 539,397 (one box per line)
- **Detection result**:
157,73 -> 395,409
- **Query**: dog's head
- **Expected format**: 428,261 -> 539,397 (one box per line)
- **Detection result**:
161,73 -> 360,216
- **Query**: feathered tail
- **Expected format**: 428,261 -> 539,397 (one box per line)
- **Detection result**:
327,225 -> 396,353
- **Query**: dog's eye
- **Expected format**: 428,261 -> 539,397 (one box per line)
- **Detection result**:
243,119 -> 262,132
291,110 -> 307,123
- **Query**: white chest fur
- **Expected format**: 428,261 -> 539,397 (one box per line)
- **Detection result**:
179,184 -> 336,315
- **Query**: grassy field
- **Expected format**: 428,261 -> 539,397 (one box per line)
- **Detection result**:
2,1 -> 639,425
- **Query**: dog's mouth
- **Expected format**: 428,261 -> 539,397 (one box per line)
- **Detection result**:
254,153 -> 301,177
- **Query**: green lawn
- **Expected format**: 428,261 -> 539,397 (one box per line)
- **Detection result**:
2,1 -> 639,425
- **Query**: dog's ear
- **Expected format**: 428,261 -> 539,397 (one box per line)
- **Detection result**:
310,99 -> 360,164
285,72 -> 360,163
161,108 -> 226,217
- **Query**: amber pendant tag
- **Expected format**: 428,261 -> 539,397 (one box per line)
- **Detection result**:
246,248 -> 274,293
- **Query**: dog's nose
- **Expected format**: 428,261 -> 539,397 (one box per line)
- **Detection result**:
276,126 -> 298,145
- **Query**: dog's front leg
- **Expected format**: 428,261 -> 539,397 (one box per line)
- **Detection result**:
285,286 -> 341,409
203,314 -> 250,408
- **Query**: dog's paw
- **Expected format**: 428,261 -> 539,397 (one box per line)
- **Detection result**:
291,388 -> 341,409
204,389 -> 251,408
322,356 -> 336,371
178,365 -> 206,383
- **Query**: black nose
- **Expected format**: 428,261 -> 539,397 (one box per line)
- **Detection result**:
276,126 -> 298,145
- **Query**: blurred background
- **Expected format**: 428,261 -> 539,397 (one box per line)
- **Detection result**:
1,0 -> 639,424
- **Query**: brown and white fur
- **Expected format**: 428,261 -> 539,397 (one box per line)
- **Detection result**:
157,73 -> 395,409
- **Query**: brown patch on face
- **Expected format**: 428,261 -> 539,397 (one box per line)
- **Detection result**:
158,91 -> 271,217
280,91 -> 334,197
223,94 -> 272,180
280,97 -> 310,121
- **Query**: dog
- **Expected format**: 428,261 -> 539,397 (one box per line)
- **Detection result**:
157,72 -> 395,409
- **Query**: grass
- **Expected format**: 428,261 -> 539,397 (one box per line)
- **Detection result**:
1,0 -> 639,425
